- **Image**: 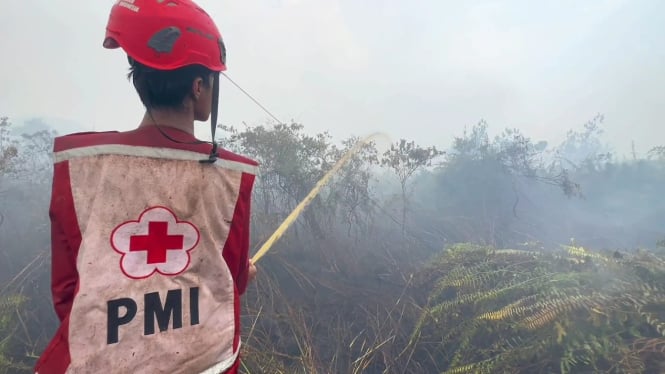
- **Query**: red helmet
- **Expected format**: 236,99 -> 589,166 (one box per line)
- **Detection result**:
103,0 -> 227,72
104,0 -> 226,163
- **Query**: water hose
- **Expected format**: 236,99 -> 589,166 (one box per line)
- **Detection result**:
251,132 -> 385,263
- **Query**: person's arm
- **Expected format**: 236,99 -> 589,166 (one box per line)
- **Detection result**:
50,215 -> 77,321
223,171 -> 256,296
235,173 -> 256,296
50,162 -> 79,322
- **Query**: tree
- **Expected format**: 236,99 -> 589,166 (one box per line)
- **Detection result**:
219,122 -> 334,239
327,136 -> 379,238
0,117 -> 54,373
0,117 -> 55,183
0,117 -> 18,176
413,120 -> 583,247
648,146 -> 665,161
495,127 -> 580,198
552,114 -> 613,173
14,130 -> 56,184
0,117 -> 19,229
380,138 -> 443,234
218,122 -> 380,241
429,122 -> 517,246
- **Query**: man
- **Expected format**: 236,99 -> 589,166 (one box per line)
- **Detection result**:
34,1 -> 258,373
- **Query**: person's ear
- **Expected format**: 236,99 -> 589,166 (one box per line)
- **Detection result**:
192,77 -> 204,101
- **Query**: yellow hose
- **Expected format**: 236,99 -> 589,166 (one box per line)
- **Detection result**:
251,132 -> 386,264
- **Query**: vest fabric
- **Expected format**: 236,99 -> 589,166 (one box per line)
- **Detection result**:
34,126 -> 258,374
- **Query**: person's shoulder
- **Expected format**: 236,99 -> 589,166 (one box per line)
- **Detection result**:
52,128 -> 261,171
54,130 -> 122,153
215,148 -> 260,177
217,147 -> 259,168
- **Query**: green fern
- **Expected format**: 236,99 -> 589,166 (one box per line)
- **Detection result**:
408,243 -> 665,373
0,294 -> 28,374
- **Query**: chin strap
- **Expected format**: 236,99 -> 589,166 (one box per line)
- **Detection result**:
200,73 -> 220,164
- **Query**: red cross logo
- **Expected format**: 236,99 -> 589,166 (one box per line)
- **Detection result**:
130,221 -> 185,264
110,206 -> 200,279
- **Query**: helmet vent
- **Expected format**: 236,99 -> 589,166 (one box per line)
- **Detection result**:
219,39 -> 226,65
147,26 -> 182,53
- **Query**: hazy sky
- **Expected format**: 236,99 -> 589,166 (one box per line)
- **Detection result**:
1,0 -> 663,156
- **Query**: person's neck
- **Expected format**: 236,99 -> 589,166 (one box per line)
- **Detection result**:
138,109 -> 195,135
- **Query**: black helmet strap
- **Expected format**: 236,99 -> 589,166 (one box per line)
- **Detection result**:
200,73 -> 220,164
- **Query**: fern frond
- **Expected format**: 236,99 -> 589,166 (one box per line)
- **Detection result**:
521,294 -> 598,330
429,280 -> 524,316
562,245 -> 611,263
432,262 -> 496,292
491,249 -> 540,258
411,243 -> 665,373
478,295 -> 538,321
635,306 -> 665,337
443,356 -> 497,374
0,295 -> 26,310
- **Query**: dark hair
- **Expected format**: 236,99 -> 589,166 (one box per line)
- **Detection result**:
127,57 -> 215,110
